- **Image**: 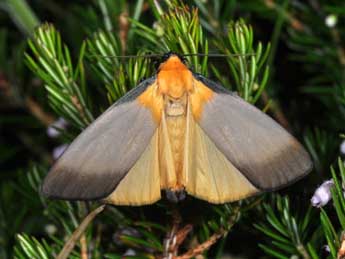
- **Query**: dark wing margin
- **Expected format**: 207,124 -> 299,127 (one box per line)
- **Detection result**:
41,76 -> 157,200
194,74 -> 312,191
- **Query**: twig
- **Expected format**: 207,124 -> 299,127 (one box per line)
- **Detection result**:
173,206 -> 240,259
80,234 -> 88,259
80,202 -> 89,259
338,232 -> 345,259
296,244 -> 311,259
17,132 -> 52,164
159,206 -> 240,259
331,29 -> 345,67
56,205 -> 106,259
264,0 -> 306,32
164,205 -> 182,258
172,225 -> 193,250
70,95 -> 87,122
175,231 -> 223,259
0,74 -> 55,126
25,97 -> 56,126
119,10 -> 129,54
261,91 -> 291,131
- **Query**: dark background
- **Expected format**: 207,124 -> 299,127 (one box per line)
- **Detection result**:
1,1 -> 344,258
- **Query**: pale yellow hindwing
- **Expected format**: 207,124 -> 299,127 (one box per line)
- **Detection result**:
105,130 -> 161,206
158,110 -> 178,189
184,103 -> 259,204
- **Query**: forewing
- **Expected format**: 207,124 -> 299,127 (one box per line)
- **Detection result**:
193,74 -> 312,191
42,77 -> 158,200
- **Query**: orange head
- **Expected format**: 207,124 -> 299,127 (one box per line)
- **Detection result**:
157,54 -> 193,99
137,53 -> 214,123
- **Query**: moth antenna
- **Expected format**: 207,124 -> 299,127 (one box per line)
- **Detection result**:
182,53 -> 256,58
88,53 -> 256,60
88,54 -> 164,59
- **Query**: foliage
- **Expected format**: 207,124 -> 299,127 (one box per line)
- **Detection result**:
0,0 -> 344,258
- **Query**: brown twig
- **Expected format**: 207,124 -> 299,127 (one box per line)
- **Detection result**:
158,206 -> 240,259
164,205 -> 182,258
70,95 -> 88,121
261,91 -> 291,131
0,73 -> 55,126
264,0 -> 306,32
164,224 -> 193,258
331,28 -> 345,67
175,231 -> 223,259
56,205 -> 105,259
338,232 -> 345,259
296,244 -> 311,259
80,202 -> 89,259
80,234 -> 88,259
25,96 -> 55,126
173,225 -> 193,249
17,132 -> 53,164
174,206 -> 240,259
119,9 -> 129,54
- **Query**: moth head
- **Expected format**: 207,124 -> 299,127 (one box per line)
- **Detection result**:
160,51 -> 187,66
157,54 -> 193,99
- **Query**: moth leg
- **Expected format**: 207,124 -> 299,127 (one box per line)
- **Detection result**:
165,189 -> 187,203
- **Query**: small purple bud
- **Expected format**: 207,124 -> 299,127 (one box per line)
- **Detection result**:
47,118 -> 67,138
52,144 -> 68,159
123,249 -> 136,256
324,245 -> 330,253
340,140 -> 345,155
311,180 -> 334,208
44,224 -> 57,235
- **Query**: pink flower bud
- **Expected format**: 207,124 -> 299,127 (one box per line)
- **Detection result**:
340,140 -> 345,155
47,118 -> 67,138
311,180 -> 334,208
52,144 -> 68,159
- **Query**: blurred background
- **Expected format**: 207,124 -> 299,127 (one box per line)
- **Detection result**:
0,0 -> 345,258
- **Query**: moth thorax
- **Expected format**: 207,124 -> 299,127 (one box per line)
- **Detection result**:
164,94 -> 187,117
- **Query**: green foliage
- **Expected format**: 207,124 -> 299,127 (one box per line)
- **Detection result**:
255,195 -> 318,259
3,0 -> 40,36
304,128 -> 339,175
26,24 -> 93,129
255,159 -> 345,259
319,159 -> 345,258
86,31 -> 153,103
1,0 -> 345,258
14,234 -> 56,259
131,5 -> 209,72
215,20 -> 270,102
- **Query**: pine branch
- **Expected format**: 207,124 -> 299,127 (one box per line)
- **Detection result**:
26,24 -> 94,130
215,20 -> 270,102
57,205 -> 105,259
255,195 -> 317,258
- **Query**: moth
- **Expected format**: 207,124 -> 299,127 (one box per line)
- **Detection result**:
42,53 -> 312,205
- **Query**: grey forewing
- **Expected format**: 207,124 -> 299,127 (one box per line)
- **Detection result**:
194,74 -> 312,191
193,73 -> 233,94
113,76 -> 156,106
41,76 -> 157,200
